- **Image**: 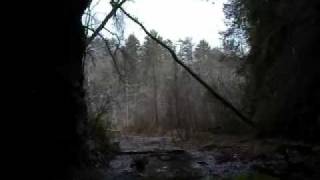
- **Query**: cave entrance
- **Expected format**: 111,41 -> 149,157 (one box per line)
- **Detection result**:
75,0 -> 320,179
82,0 -> 251,145
81,3 -> 258,177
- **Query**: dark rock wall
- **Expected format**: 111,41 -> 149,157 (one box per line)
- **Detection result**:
9,0 -> 90,179
247,0 -> 320,141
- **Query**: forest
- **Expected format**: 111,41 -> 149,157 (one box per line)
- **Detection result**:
86,34 -> 249,137
10,0 -> 320,180
78,0 -> 320,179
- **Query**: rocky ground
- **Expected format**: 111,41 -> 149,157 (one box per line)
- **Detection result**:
75,135 -> 320,180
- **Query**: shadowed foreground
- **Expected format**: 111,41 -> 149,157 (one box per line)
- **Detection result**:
74,135 -> 320,180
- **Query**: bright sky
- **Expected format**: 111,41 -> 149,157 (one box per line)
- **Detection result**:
87,0 -> 228,47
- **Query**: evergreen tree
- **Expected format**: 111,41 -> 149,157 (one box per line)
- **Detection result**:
194,39 -> 211,61
178,37 -> 193,63
125,34 -> 140,59
141,30 -> 163,125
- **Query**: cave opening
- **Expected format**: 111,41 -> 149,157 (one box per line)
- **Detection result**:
12,0 -> 319,179
79,1 -> 320,179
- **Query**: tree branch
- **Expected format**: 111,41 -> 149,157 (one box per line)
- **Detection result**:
87,0 -> 128,45
120,7 -> 255,128
85,27 -> 124,83
83,12 -> 123,45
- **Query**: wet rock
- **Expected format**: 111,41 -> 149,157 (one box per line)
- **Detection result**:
130,156 -> 148,172
215,152 -> 238,164
158,155 -> 172,161
197,161 -> 209,166
104,136 -> 320,179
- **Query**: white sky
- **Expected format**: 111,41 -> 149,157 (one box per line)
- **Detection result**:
88,0 -> 228,47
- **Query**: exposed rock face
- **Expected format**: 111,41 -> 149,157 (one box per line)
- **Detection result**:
247,0 -> 320,141
10,0 -> 90,179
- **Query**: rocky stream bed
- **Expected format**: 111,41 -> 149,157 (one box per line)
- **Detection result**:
77,135 -> 320,180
